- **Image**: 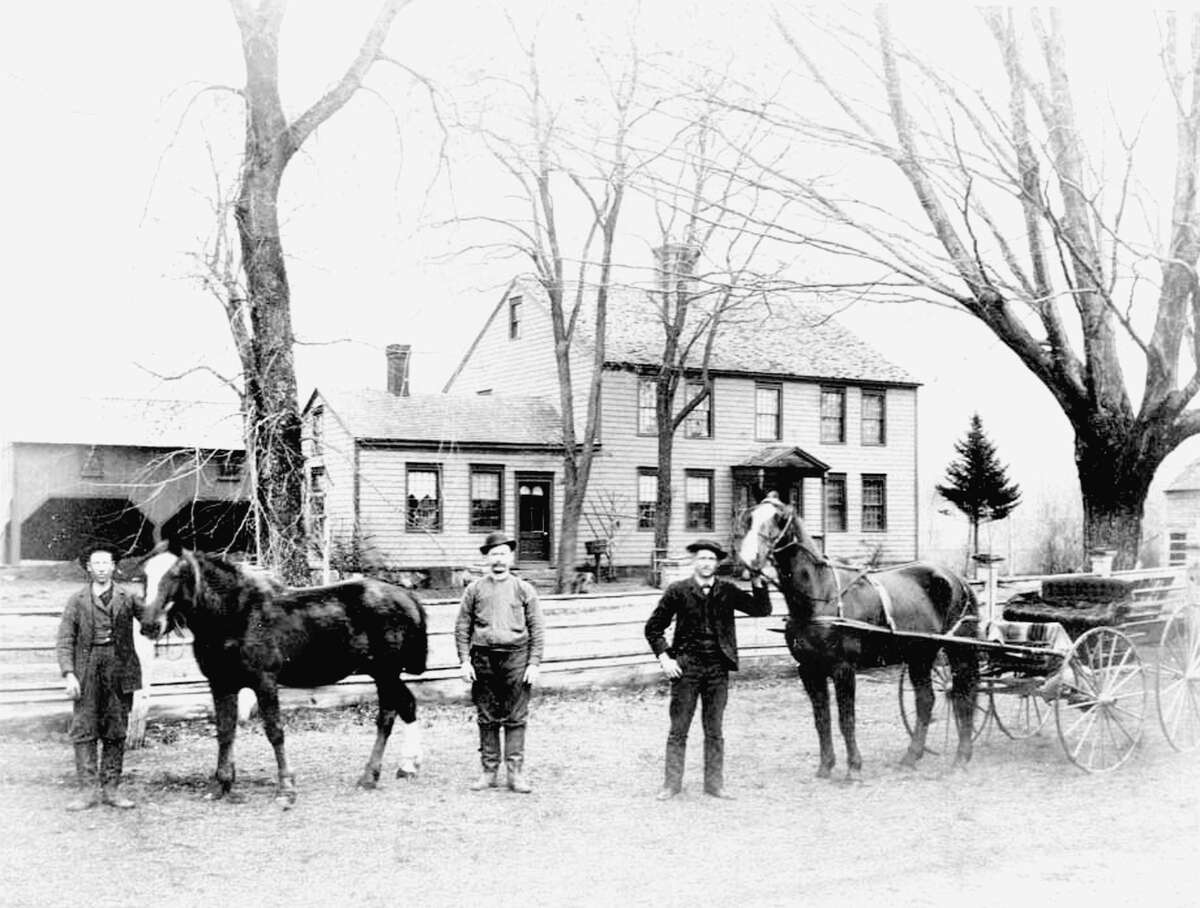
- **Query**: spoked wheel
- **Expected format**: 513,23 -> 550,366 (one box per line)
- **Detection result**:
898,650 -> 987,755
1156,605 -> 1200,752
990,682 -> 1050,739
1054,627 -> 1147,773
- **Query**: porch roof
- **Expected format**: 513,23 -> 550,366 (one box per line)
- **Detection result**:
733,445 -> 830,476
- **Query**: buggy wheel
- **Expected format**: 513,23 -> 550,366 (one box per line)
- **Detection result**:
898,650 -> 987,755
991,686 -> 1050,739
1054,627 -> 1146,773
1156,605 -> 1200,752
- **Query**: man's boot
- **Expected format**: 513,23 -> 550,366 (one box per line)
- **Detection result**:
66,741 -> 100,811
469,725 -> 501,791
656,740 -> 685,801
100,739 -> 135,809
703,736 -> 733,799
504,725 -> 532,794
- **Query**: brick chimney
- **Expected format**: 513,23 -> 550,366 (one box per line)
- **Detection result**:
653,243 -> 701,298
386,344 -> 411,396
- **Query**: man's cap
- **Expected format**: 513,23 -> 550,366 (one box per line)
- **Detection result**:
685,538 -> 728,560
479,531 -> 518,555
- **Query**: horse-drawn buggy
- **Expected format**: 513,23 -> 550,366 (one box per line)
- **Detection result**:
899,568 -> 1200,772
737,494 -> 1200,776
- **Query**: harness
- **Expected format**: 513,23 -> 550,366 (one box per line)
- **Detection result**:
751,502 -> 896,630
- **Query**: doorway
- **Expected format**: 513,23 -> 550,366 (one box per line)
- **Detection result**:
515,473 -> 553,562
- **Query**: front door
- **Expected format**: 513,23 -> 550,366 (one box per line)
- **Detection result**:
515,474 -> 552,562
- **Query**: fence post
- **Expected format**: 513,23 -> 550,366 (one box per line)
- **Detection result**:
1089,548 -> 1116,577
125,616 -> 156,749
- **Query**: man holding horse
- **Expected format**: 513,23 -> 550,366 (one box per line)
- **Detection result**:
456,531 -> 546,794
56,543 -> 142,810
645,538 -> 771,800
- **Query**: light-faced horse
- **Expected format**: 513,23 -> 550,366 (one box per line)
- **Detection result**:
141,543 -> 428,806
737,494 -> 979,777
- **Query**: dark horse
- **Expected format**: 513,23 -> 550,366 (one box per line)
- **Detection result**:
737,494 -> 979,777
141,543 -> 428,806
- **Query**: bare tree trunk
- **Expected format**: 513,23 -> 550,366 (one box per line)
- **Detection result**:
225,0 -> 406,581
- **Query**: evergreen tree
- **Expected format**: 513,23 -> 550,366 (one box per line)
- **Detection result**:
937,414 -> 1022,557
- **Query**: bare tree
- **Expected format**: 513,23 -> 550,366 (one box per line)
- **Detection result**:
203,0 -> 412,580
639,107 -> 790,554
454,32 -> 652,592
753,7 -> 1200,567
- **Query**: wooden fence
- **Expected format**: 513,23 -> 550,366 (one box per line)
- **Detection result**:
0,589 -> 793,731
4,563 -> 1189,734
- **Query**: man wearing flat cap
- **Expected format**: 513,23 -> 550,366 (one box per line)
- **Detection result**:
645,537 -> 771,800
455,530 -> 545,793
56,543 -> 143,810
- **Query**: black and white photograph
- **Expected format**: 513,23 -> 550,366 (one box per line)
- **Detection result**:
1,2 -> 1198,905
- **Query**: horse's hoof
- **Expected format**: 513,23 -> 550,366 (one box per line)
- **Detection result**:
816,766 -> 833,780
845,768 -> 863,783
356,776 -> 378,790
899,754 -> 919,770
275,795 -> 295,810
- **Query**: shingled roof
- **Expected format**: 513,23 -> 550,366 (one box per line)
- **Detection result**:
314,389 -> 563,447
507,275 -> 918,386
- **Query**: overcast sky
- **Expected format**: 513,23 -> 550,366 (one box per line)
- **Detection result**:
5,1 -> 1198,561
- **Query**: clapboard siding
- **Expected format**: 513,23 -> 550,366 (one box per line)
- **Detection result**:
445,278 -> 592,439
356,448 -> 562,567
584,371 -> 917,565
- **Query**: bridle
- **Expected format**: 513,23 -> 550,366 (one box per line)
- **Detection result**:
745,499 -> 862,612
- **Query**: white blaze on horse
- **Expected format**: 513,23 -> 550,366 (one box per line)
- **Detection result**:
141,542 -> 428,807
738,493 -> 980,776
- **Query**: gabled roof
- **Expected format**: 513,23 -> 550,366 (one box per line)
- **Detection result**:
312,389 -> 564,447
736,445 -> 831,474
1167,459 -> 1200,493
5,397 -> 243,450
456,275 -> 918,387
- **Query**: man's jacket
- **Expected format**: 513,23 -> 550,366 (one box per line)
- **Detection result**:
56,584 -> 143,693
645,577 -> 772,671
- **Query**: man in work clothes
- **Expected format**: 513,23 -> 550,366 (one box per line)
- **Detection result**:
56,544 -> 143,810
456,531 -> 545,793
645,538 -> 771,800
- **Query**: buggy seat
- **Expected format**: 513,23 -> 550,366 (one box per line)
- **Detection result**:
1001,576 -> 1133,639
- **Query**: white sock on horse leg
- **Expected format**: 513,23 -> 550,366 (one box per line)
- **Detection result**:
398,720 -> 421,767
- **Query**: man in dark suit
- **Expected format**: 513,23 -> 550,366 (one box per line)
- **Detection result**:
56,543 -> 143,810
645,538 -> 771,800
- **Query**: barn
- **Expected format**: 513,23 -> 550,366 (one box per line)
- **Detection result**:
1,397 -> 250,564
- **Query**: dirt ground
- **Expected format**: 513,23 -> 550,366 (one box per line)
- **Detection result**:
1,660 -> 1197,908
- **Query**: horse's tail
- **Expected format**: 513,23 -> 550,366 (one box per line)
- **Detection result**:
398,591 -> 429,676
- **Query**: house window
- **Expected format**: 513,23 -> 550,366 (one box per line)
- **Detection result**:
826,473 -> 847,533
637,468 -> 658,530
406,464 -> 442,532
80,446 -> 103,479
509,296 -> 522,340
469,465 -> 503,532
862,390 -> 886,446
311,405 -> 324,456
218,451 -> 243,482
862,474 -> 887,532
637,377 -> 657,435
308,467 -> 326,541
685,470 -> 714,531
1169,531 -> 1189,566
755,382 -> 782,441
683,379 -> 712,439
821,387 -> 846,444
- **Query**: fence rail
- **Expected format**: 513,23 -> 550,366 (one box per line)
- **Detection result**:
0,589 -> 791,726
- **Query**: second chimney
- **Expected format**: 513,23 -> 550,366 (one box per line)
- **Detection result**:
386,344 -> 411,396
